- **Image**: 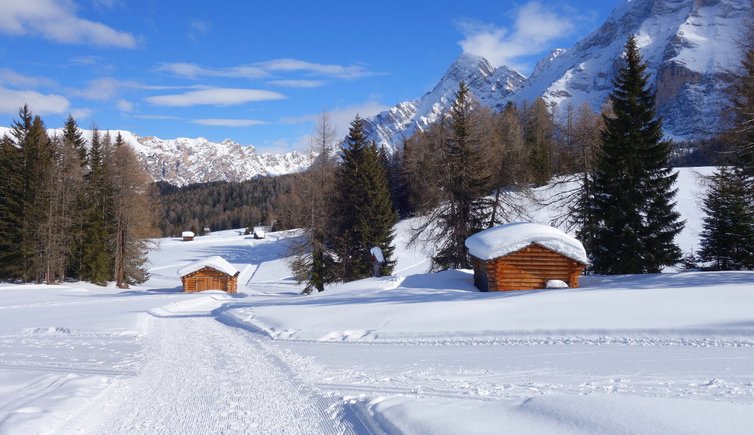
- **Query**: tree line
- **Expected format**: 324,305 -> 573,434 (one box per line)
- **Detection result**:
156,174 -> 298,237
0,107 -> 157,287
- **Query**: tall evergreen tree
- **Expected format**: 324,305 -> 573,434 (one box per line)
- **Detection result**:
698,166 -> 754,270
524,98 -> 555,186
61,115 -> 88,279
81,128 -> 112,284
333,115 -> 397,280
411,82 -> 493,271
586,36 -> 684,274
0,134 -> 24,279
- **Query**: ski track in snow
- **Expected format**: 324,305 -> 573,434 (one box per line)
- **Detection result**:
57,305 -> 360,435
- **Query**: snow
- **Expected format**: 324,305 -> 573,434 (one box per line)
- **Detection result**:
176,255 -> 239,277
181,231 -> 194,238
370,246 -> 385,263
1,167 -> 753,434
465,222 -> 588,263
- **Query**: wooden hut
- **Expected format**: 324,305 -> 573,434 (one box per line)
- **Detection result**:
182,231 -> 195,241
465,222 -> 587,291
178,256 -> 239,293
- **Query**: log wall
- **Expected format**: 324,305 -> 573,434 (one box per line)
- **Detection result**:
471,243 -> 585,291
181,267 -> 238,293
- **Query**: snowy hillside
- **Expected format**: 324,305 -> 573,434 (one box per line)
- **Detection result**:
3,167 -> 754,434
0,126 -> 314,186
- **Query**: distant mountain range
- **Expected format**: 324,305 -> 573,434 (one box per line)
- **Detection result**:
363,0 -> 752,150
0,127 -> 314,187
2,0 -> 749,185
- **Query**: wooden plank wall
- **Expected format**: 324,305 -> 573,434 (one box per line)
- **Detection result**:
472,244 -> 585,291
181,267 -> 238,293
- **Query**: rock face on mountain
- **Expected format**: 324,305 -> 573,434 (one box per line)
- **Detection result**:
127,134 -> 313,186
0,127 -> 314,187
515,0 -> 751,139
361,53 -> 526,153
363,0 -> 751,148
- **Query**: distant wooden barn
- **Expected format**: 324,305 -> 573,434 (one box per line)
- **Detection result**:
177,256 -> 239,293
465,223 -> 588,291
182,231 -> 195,241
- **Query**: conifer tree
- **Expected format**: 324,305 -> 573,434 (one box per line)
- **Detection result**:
81,128 -> 112,284
586,36 -> 684,274
0,134 -> 24,279
62,115 -> 88,279
333,115 -> 396,280
524,98 -> 555,186
698,166 -> 754,270
412,82 -> 493,270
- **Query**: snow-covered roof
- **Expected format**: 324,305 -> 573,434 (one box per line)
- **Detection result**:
465,222 -> 588,264
177,256 -> 239,277
182,231 -> 195,237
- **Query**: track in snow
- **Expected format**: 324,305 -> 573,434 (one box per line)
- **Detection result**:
59,305 -> 371,434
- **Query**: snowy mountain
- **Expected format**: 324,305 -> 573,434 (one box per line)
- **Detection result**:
516,0 -> 752,140
362,0 -> 751,149
360,53 -> 526,152
0,127 -> 315,186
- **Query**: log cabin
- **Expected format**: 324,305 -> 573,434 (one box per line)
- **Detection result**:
178,256 -> 239,293
182,231 -> 195,241
465,222 -> 588,291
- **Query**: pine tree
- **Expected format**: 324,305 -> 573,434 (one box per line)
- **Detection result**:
333,115 -> 397,280
698,166 -> 754,270
0,134 -> 24,280
411,82 -> 493,271
81,128 -> 112,284
524,98 -> 555,186
61,115 -> 88,279
587,36 -> 684,274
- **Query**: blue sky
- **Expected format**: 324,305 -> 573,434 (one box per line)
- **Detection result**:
0,0 -> 621,152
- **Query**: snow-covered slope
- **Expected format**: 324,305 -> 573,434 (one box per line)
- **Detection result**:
0,126 -> 314,186
361,53 -> 526,152
515,0 -> 752,139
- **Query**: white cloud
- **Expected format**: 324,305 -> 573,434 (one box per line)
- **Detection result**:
0,69 -> 55,88
156,62 -> 267,79
71,107 -> 92,119
257,58 -> 372,79
0,86 -> 70,114
458,1 -> 575,71
146,88 -> 286,107
0,0 -> 137,48
116,99 -> 133,112
187,19 -> 211,40
156,58 -> 375,81
192,118 -> 268,127
268,79 -> 325,88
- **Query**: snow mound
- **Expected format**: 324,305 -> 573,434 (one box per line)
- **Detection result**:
177,256 -> 238,277
465,222 -> 587,264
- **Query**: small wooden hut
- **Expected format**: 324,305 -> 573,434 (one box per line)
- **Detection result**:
178,256 -> 239,293
182,231 -> 195,241
465,222 -> 587,291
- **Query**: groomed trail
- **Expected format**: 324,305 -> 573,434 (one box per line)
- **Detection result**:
57,296 -> 368,435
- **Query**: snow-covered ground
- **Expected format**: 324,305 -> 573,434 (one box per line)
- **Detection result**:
1,167 -> 753,434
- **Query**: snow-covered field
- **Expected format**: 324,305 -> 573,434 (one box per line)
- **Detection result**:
1,167 -> 753,434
